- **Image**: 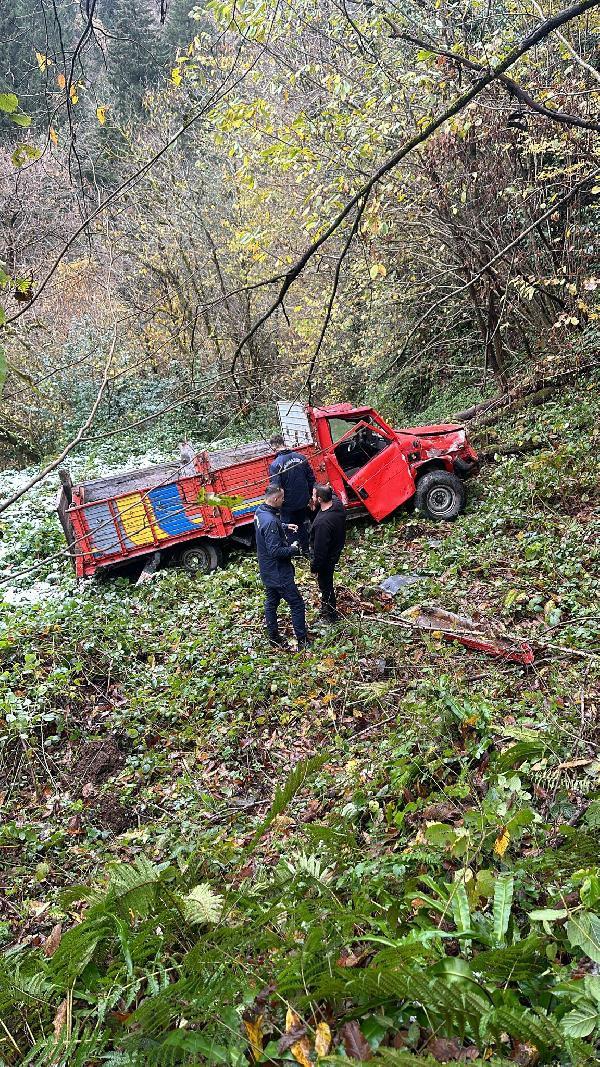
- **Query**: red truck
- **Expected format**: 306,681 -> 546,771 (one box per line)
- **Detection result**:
56,402 -> 478,578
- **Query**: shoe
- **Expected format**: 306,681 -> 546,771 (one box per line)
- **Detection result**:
269,635 -> 287,649
296,635 -> 313,651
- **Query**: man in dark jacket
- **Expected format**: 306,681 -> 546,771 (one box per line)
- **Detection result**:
310,485 -> 346,622
268,435 -> 315,554
254,484 -> 309,650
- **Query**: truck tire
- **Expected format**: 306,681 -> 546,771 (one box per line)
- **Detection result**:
415,471 -> 465,521
180,541 -> 222,575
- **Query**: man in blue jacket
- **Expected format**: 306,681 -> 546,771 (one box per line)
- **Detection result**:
254,484 -> 310,650
268,435 -> 315,554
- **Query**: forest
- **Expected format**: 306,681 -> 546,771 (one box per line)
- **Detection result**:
0,0 -> 599,1064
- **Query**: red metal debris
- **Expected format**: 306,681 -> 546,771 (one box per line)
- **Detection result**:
400,605 -> 534,665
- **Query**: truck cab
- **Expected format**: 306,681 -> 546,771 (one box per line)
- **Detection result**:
306,404 -> 478,522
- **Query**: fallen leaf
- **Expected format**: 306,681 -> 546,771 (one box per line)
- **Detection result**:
96,105 -> 107,125
57,73 -> 66,89
67,814 -> 82,835
49,126 -> 58,145
43,923 -> 62,958
243,1014 -> 263,1061
279,1025 -> 307,1053
494,827 -> 510,858
53,998 -> 68,1040
315,1021 -> 331,1057
425,1035 -> 463,1061
510,1041 -> 540,1065
341,1019 -> 372,1061
284,1009 -> 312,1067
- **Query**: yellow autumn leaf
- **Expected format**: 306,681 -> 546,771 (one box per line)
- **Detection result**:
315,1021 -> 332,1058
291,1037 -> 312,1067
494,828 -> 510,857
243,1014 -> 263,1061
36,51 -> 51,72
57,73 -> 66,89
49,126 -> 58,145
171,66 -> 182,86
96,105 -> 107,125
285,1007 -> 312,1066
69,83 -> 78,104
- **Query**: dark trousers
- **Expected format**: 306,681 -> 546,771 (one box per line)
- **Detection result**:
281,506 -> 310,553
264,573 -> 307,640
315,563 -> 338,619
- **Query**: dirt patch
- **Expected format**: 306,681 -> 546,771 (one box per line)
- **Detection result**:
72,736 -> 125,787
90,793 -> 135,833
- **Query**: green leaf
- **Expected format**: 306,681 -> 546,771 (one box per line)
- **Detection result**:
495,740 -> 545,771
473,936 -> 547,981
493,873 -> 514,945
561,1000 -> 600,1038
567,911 -> 600,964
529,908 -> 568,922
12,143 -> 41,167
0,92 -> 18,113
11,112 -> 32,128
450,878 -> 471,935
430,957 -> 477,985
182,883 -> 223,925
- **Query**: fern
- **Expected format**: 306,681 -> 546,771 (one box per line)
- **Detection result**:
489,1007 -> 564,1052
181,883 -> 223,925
49,916 -> 112,988
472,936 -> 547,981
244,753 -> 328,852
105,855 -> 163,918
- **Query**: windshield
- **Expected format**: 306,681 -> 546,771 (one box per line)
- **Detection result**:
328,415 -> 375,443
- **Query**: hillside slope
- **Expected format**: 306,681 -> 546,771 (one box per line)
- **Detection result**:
0,381 -> 599,1065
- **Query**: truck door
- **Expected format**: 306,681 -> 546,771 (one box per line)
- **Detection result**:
328,422 -> 415,521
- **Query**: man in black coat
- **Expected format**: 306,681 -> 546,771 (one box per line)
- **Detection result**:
254,484 -> 309,650
310,485 -> 346,623
268,434 -> 315,554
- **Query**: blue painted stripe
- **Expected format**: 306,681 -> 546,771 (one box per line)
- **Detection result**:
231,496 -> 263,516
148,484 -> 204,536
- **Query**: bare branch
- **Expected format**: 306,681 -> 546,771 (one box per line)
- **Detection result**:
0,326 -> 117,515
228,0 -> 600,392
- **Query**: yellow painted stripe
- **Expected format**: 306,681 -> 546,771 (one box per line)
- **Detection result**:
231,497 -> 263,513
116,493 -> 167,546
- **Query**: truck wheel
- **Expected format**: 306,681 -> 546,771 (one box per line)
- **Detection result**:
180,542 -> 222,575
415,471 -> 465,521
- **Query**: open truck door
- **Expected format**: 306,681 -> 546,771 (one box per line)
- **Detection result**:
325,421 -> 415,521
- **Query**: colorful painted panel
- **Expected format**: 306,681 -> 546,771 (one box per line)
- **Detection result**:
231,495 -> 263,518
115,493 -> 159,547
83,503 -> 122,557
147,484 -> 204,536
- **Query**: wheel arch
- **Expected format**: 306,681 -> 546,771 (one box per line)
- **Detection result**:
415,458 -> 449,480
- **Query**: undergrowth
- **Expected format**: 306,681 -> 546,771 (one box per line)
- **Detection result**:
0,379 -> 599,1065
